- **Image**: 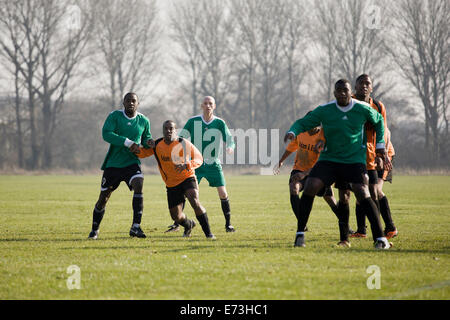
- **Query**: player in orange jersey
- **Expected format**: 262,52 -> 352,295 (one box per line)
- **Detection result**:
136,120 -> 216,239
338,74 -> 398,239
274,117 -> 353,241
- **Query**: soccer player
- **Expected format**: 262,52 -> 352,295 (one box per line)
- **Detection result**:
166,96 -> 236,233
284,79 -> 392,249
136,120 -> 216,239
274,120 -> 351,232
341,74 -> 398,239
88,92 -> 154,240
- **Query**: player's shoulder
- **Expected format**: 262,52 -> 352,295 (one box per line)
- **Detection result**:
212,116 -> 227,125
353,99 -> 372,110
188,115 -> 202,121
136,112 -> 150,121
317,100 -> 336,109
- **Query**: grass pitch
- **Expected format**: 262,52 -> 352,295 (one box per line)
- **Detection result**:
0,174 -> 449,300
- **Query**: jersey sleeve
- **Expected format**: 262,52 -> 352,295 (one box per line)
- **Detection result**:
185,139 -> 203,171
365,106 -> 385,148
179,118 -> 192,140
221,121 -> 235,149
102,112 -> 127,146
137,146 -> 154,158
286,136 -> 299,152
287,108 -> 322,136
140,117 -> 152,148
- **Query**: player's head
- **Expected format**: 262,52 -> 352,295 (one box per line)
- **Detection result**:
163,120 -> 177,141
123,92 -> 139,115
355,74 -> 373,100
334,79 -> 352,106
201,96 -> 216,115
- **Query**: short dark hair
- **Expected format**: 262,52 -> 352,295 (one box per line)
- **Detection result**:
163,120 -> 176,127
124,92 -> 138,100
355,74 -> 371,85
335,79 -> 351,89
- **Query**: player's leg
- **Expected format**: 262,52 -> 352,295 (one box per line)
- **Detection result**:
217,186 -> 235,232
377,169 -> 398,238
289,170 -> 303,220
351,182 -> 390,249
89,189 -> 113,239
165,200 -> 184,233
128,176 -> 146,238
208,165 -> 234,232
184,180 -> 215,239
294,161 -> 335,247
168,201 -> 196,238
89,168 -> 120,239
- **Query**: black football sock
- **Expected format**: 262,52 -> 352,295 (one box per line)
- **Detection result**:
337,201 -> 350,241
132,193 -> 143,226
178,217 -> 193,229
359,197 -> 384,241
220,198 -> 231,227
355,203 -> 366,234
379,196 -> 395,231
297,194 -> 315,233
196,212 -> 213,236
290,194 -> 300,219
92,207 -> 105,231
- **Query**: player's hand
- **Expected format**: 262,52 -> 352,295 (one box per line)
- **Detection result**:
383,155 -> 392,171
284,132 -> 295,143
147,139 -> 156,148
226,147 -> 234,155
375,156 -> 383,171
273,162 -> 282,175
174,163 -> 187,173
129,143 -> 140,154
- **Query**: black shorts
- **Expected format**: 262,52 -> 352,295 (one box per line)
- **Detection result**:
289,170 -> 333,197
101,164 -> 143,192
368,170 -> 378,185
310,161 -> 368,189
166,177 -> 198,209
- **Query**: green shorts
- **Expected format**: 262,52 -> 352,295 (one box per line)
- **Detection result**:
195,163 -> 226,187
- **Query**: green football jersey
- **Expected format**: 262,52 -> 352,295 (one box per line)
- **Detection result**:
287,99 -> 385,164
101,109 -> 152,170
180,115 -> 235,165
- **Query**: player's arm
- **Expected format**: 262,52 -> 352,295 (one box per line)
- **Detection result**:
178,118 -> 192,140
141,119 -> 154,149
221,121 -> 235,154
274,138 -> 298,174
284,109 -> 322,143
135,146 -> 154,159
102,112 -> 136,148
175,140 -> 203,173
366,106 -> 391,170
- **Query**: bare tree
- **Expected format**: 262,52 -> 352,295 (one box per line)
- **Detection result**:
93,0 -> 161,109
313,0 -> 390,99
390,0 -> 449,165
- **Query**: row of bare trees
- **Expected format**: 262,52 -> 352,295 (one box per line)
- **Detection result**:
0,0 -> 448,170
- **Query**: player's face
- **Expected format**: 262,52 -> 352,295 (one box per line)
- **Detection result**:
355,77 -> 373,99
202,97 -> 216,115
334,82 -> 352,106
163,122 -> 177,141
123,94 -> 139,115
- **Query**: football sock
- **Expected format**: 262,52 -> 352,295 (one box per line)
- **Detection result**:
337,201 -> 350,241
355,203 -> 366,233
297,194 -> 315,233
379,196 -> 395,231
92,206 -> 105,231
220,198 -> 231,226
290,194 -> 300,219
132,193 -> 143,225
359,197 -> 384,241
196,212 -> 213,236
178,217 -> 192,229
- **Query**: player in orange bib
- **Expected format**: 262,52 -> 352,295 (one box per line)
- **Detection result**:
337,74 -> 398,239
136,120 -> 216,239
274,114 -> 353,239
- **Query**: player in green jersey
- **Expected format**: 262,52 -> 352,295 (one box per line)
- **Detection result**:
284,79 -> 392,250
88,92 -> 154,240
166,96 -> 236,233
